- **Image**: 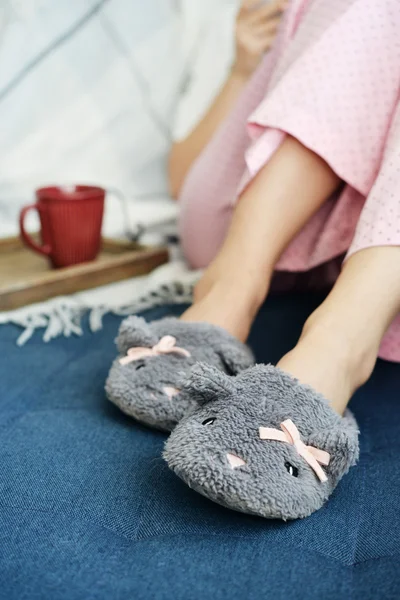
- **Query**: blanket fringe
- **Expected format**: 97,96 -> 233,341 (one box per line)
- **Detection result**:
4,281 -> 194,346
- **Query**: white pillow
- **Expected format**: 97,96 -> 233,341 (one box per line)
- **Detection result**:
0,0 -> 180,218
172,0 -> 240,142
0,0 -> 240,237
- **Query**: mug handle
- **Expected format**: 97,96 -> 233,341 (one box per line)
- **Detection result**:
19,204 -> 51,257
106,187 -> 144,242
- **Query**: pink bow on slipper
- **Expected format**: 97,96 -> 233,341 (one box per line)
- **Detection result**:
259,419 -> 331,482
119,335 -> 191,366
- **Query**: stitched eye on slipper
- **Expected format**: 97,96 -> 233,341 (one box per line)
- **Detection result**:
202,417 -> 216,426
285,462 -> 299,477
135,361 -> 145,370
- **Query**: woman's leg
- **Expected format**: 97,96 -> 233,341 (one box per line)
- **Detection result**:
182,135 -> 341,340
180,134 -> 400,416
278,246 -> 400,414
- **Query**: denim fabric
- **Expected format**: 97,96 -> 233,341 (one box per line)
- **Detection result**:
0,294 -> 399,600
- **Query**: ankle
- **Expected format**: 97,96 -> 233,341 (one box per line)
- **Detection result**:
194,271 -> 269,315
300,311 -> 377,392
185,272 -> 269,342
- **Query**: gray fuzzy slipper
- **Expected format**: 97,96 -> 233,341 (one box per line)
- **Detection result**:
164,363 -> 359,520
105,316 -> 254,432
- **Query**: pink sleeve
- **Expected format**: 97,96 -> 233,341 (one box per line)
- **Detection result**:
347,100 -> 400,259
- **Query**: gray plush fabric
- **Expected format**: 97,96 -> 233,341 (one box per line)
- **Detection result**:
164,363 -> 359,520
105,316 -> 254,432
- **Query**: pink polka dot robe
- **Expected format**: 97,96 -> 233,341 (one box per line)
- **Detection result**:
179,0 -> 400,362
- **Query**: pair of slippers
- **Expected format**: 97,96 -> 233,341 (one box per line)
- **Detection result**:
106,316 -> 359,520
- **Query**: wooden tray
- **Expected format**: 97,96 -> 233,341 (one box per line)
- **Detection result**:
0,236 -> 169,311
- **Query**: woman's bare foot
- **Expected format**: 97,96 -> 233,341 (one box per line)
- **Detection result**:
277,312 -> 377,415
181,270 -> 269,342
277,247 -> 400,416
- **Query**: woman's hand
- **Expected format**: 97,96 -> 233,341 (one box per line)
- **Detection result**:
233,0 -> 286,77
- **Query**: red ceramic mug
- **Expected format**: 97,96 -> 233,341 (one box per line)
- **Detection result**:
19,185 -> 105,268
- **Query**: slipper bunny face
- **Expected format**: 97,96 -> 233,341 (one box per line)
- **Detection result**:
106,318 -> 198,431
164,364 -> 359,520
105,317 -> 254,432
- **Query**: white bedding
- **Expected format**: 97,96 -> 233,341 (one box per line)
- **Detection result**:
0,0 -> 240,342
0,0 -> 239,238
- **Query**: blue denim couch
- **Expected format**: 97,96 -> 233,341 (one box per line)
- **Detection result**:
1,293 -> 399,600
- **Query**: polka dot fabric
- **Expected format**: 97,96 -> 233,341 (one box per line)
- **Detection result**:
179,0 -> 400,362
350,101 -> 400,361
